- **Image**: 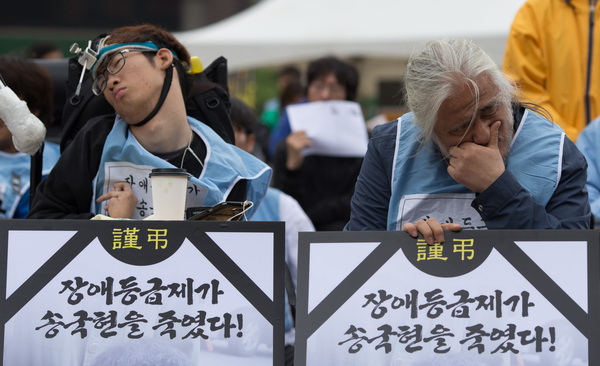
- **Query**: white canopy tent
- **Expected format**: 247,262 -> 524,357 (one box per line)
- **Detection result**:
175,0 -> 527,72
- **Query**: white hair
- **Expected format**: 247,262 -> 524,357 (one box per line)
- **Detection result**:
404,38 -> 515,147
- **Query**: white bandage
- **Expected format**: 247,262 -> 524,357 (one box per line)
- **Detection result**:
0,86 -> 46,155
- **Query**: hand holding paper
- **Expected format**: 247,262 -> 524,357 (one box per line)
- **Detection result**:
287,100 -> 369,157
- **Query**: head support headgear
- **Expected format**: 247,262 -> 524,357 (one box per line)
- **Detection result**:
70,35 -> 179,127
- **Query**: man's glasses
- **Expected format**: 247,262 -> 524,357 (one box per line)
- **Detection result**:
92,49 -> 154,95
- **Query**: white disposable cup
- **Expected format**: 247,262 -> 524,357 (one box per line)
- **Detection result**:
149,168 -> 191,220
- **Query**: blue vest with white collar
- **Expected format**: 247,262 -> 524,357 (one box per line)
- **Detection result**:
387,110 -> 564,230
92,116 -> 271,219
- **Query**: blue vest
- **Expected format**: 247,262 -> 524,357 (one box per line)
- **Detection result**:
92,117 -> 272,219
0,142 -> 61,219
388,110 -> 564,230
252,188 -> 281,222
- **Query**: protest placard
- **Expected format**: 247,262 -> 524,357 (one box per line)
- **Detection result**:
0,220 -> 285,366
295,230 -> 600,366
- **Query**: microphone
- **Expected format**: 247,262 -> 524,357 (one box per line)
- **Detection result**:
0,76 -> 47,155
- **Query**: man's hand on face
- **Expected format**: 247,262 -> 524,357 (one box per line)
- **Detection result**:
446,120 -> 506,193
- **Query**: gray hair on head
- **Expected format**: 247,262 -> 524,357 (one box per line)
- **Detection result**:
404,38 -> 515,147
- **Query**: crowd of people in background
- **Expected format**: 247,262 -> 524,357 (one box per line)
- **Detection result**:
3,1 -> 600,363
4,1 -> 598,228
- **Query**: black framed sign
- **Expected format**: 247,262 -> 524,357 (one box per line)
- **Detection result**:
294,230 -> 600,366
0,220 -> 285,366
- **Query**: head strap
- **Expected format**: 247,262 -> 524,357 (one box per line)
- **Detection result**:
91,41 -> 171,79
132,64 -> 175,127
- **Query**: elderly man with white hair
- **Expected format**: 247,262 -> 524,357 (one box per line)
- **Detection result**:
345,38 -> 591,242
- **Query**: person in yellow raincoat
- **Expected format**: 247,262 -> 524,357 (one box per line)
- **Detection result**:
503,0 -> 600,142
